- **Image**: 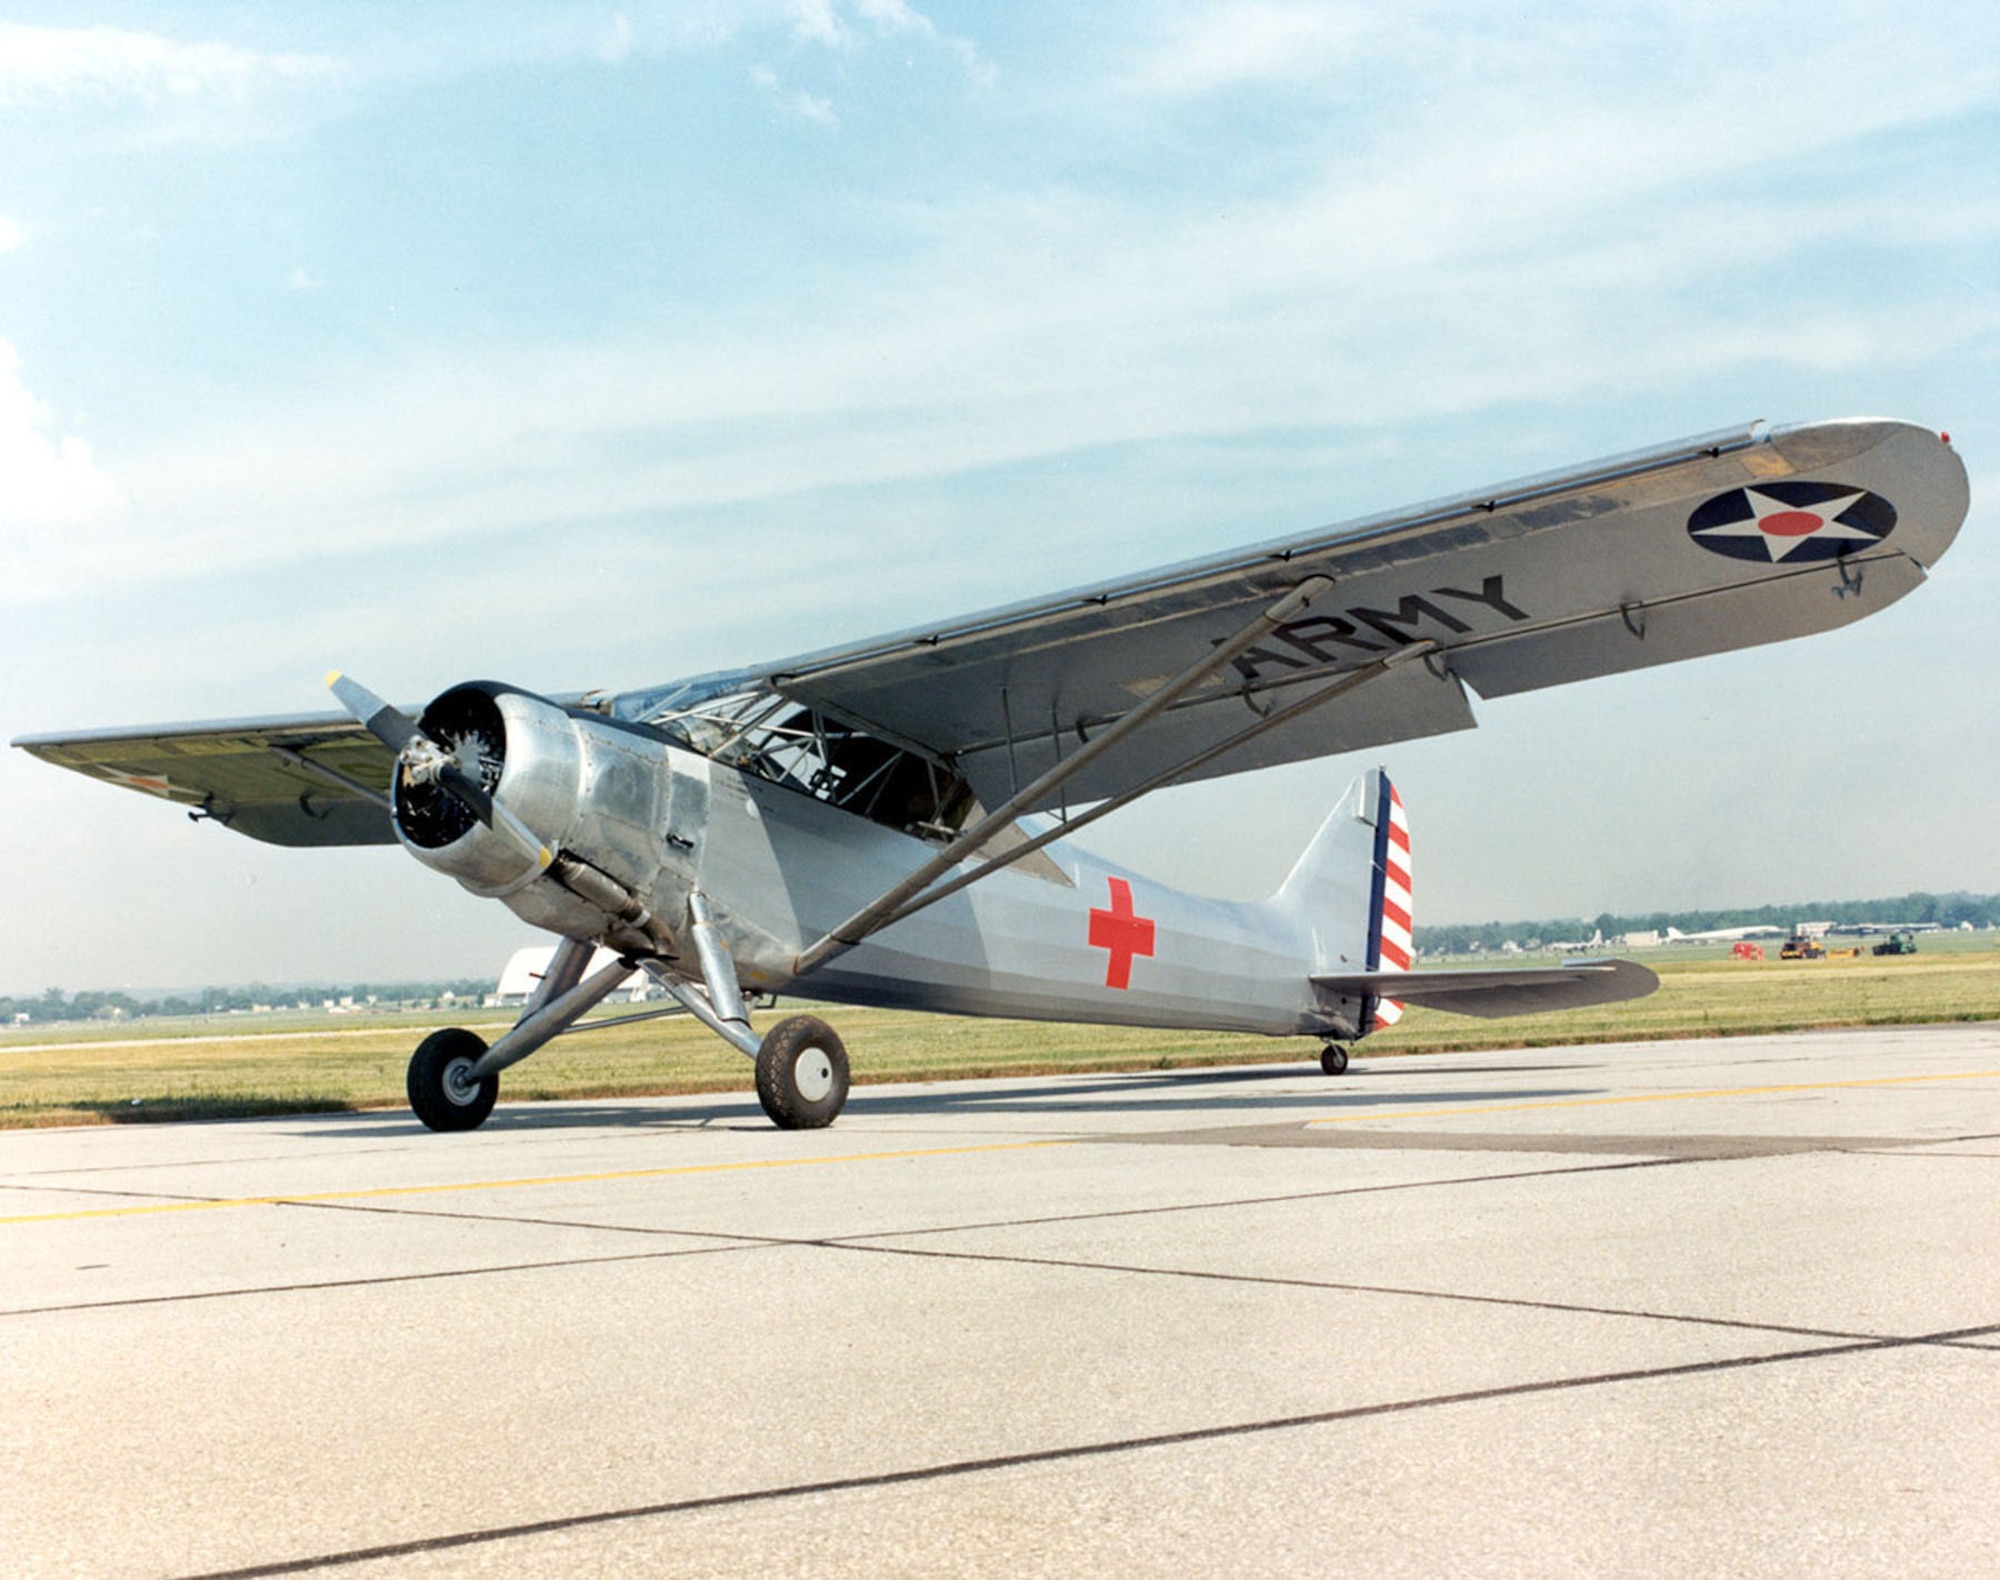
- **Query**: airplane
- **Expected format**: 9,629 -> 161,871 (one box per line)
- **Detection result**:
1834,921 -> 1945,936
14,417 -> 1968,1132
1664,925 -> 1787,943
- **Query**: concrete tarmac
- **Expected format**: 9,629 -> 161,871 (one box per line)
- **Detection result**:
4,1023 -> 1998,1577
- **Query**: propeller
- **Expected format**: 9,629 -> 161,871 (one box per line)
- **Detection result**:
327,672 -> 553,871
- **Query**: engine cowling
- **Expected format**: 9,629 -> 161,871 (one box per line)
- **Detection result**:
393,682 -> 685,942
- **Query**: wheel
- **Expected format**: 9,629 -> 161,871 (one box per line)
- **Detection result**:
408,1027 -> 498,1131
755,1015 -> 850,1129
1319,1043 -> 1350,1076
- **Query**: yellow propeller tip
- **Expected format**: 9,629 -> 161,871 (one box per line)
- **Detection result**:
324,669 -> 344,688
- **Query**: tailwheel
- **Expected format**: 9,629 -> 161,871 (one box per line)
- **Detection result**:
408,1027 -> 499,1132
755,1015 -> 850,1130
1319,1042 -> 1350,1076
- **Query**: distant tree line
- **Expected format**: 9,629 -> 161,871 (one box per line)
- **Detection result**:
9,890 -> 1998,1018
1416,891 -> 2000,957
1,980 -> 496,1026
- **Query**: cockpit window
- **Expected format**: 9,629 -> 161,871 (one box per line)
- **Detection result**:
633,690 -> 977,842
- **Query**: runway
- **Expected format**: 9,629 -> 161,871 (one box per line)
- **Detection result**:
5,1023 -> 1999,1577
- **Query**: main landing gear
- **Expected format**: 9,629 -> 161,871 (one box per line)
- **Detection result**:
1319,1042 -> 1350,1076
754,1015 -> 850,1129
408,1027 -> 498,1131
403,905 -> 855,1134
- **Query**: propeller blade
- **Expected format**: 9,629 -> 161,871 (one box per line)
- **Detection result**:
440,762 -> 554,872
325,671 -> 422,754
495,801 -> 555,872
327,671 -> 551,870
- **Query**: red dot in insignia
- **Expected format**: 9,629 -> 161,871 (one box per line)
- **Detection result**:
1759,510 -> 1823,538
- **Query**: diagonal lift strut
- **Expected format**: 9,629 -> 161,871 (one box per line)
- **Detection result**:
874,638 -> 1439,932
791,576 -> 1345,976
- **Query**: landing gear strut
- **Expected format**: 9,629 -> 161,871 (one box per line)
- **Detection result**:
403,901 -> 858,1133
406,938 -> 637,1132
1319,1042 -> 1350,1076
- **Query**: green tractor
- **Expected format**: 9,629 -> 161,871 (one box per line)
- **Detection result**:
1871,931 -> 1919,957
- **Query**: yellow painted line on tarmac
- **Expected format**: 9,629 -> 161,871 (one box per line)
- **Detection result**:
1308,1068 -> 2000,1127
0,1138 -> 1076,1226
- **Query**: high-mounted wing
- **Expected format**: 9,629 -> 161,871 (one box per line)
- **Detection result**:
17,419 -> 1967,848
15,711 -> 396,847
612,418 -> 1965,812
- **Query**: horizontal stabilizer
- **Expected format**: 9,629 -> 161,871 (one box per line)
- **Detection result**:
1311,958 -> 1658,1020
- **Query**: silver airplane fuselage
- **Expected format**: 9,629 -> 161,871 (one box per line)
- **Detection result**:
397,685 -> 1373,1044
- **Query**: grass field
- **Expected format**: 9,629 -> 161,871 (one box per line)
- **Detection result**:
3,946 -> 1997,1128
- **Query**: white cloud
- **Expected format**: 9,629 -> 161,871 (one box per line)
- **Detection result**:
783,0 -> 988,82
855,0 -> 991,85
1127,2 -> 1374,96
0,340 -> 121,597
0,21 -> 336,104
750,63 -> 838,124
5,5 -> 1992,618
853,0 -> 949,43
785,0 -> 849,48
599,12 -> 635,65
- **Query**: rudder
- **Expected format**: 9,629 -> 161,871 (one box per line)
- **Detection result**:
1274,768 -> 1411,1031
1366,776 -> 1411,1028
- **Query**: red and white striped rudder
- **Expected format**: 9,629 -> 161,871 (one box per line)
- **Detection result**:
1368,775 -> 1412,1029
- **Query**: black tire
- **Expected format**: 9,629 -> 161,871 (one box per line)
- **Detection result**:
755,1015 -> 850,1129
408,1027 -> 498,1131
1319,1043 -> 1350,1076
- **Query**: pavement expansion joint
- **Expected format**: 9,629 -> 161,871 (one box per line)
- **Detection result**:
1101,1122 -> 1934,1156
172,1325 -> 1996,1580
0,1239 -> 784,1318
811,1236 -> 1894,1344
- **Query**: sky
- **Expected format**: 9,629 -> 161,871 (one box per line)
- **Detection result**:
1,1 -> 1997,994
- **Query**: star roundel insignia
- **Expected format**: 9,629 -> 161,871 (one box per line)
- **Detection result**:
1686,480 -> 1896,564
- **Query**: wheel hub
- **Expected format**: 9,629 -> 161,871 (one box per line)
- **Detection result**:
793,1047 -> 835,1103
443,1057 -> 483,1106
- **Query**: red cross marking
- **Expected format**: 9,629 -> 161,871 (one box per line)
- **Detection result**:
1088,876 -> 1156,990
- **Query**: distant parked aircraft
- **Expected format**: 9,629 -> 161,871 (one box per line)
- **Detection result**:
1836,921 -> 1945,936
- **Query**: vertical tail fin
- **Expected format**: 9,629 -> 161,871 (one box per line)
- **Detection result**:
1274,767 -> 1411,1034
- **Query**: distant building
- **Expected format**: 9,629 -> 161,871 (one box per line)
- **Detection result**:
494,945 -> 654,1008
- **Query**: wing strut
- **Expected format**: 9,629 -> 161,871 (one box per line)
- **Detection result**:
267,746 -> 392,811
792,577 -> 1335,976
870,639 -> 1441,932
